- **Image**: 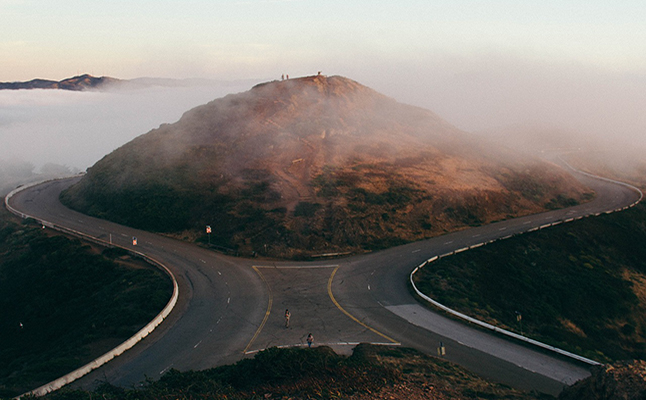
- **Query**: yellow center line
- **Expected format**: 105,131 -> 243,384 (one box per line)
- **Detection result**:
244,266 -> 273,353
327,266 -> 398,344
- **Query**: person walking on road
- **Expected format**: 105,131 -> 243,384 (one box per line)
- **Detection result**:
285,309 -> 291,328
307,333 -> 314,348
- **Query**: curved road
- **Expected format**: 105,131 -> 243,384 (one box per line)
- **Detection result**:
7,166 -> 641,396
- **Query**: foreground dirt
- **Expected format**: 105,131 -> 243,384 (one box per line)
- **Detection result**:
559,360 -> 646,400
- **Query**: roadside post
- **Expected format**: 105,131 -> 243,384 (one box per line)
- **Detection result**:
438,341 -> 446,356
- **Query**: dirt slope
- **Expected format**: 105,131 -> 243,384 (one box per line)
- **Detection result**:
62,75 -> 591,258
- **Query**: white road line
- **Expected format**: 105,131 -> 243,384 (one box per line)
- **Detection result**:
227,297 -> 230,304
245,342 -> 401,354
444,241 -> 453,244
194,340 -> 202,349
472,234 -> 481,237
200,259 -> 206,263
217,271 -> 221,275
499,227 -> 507,231
255,265 -> 338,269
160,364 -> 173,375
368,285 -> 371,291
523,221 -> 532,224
412,249 -> 421,253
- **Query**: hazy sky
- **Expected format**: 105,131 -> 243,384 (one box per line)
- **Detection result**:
1,1 -> 645,168
2,1 -> 645,81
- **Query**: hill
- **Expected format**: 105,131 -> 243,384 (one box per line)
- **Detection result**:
61,75 -> 591,258
0,74 -> 256,92
413,201 -> 646,362
0,74 -> 121,91
0,208 -> 172,397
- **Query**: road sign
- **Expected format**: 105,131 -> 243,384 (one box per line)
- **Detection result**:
206,225 -> 212,234
132,237 -> 137,246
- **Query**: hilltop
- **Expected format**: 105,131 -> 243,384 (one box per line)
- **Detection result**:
61,75 -> 591,258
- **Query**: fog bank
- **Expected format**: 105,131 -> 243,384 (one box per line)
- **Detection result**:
0,82 -> 256,170
336,54 -> 646,151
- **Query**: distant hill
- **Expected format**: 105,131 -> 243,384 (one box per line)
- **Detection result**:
0,74 -> 259,91
61,75 -> 591,258
0,74 -> 121,91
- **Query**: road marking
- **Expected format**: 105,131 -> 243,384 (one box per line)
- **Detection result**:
523,221 -> 532,224
194,340 -> 202,349
472,234 -> 481,237
498,227 -> 507,231
244,266 -> 272,353
227,297 -> 230,304
368,284 -> 371,291
411,249 -> 421,253
217,271 -> 221,275
444,241 -> 453,245
327,266 -> 398,344
245,342 -> 400,355
255,265 -> 338,269
160,364 -> 173,375
200,259 -> 206,263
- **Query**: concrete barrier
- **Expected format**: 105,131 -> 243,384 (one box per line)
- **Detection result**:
5,179 -> 180,398
410,256 -> 602,366
407,158 -> 644,368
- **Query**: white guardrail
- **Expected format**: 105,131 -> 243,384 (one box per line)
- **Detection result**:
5,178 -> 180,398
410,164 -> 643,367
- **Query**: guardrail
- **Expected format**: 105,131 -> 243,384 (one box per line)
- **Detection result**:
409,162 -> 643,368
5,178 -> 180,398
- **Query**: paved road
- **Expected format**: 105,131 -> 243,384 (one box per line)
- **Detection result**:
7,167 -> 641,396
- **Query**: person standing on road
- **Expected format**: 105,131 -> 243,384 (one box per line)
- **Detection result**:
285,309 -> 291,328
307,333 -> 314,348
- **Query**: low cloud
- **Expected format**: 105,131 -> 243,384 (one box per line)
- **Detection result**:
0,82 -> 255,170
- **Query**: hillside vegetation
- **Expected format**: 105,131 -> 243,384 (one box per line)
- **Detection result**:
61,75 -> 590,259
414,202 -> 646,362
33,344 -> 549,400
0,208 -> 172,398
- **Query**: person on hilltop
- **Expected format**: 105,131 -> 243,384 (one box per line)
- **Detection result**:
285,309 -> 291,328
307,333 -> 314,348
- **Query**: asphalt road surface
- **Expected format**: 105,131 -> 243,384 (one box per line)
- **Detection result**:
7,166 -> 641,396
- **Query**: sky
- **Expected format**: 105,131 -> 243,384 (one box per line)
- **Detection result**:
1,0 -> 646,169
2,1 -> 645,81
